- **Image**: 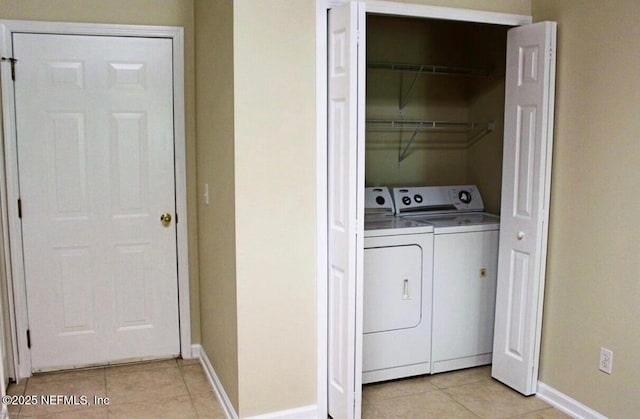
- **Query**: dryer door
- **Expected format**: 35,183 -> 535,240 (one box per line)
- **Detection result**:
362,234 -> 433,382
363,245 -> 422,333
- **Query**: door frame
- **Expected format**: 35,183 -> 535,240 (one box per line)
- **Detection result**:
0,20 -> 191,379
316,1 -> 534,416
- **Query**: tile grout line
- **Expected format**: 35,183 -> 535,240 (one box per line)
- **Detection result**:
17,377 -> 29,418
178,360 -> 201,416
363,380 -> 441,404
440,377 -> 493,418
103,365 -> 108,416
438,388 -> 483,419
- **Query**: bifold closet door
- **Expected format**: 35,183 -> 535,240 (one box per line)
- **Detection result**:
492,21 -> 557,396
327,1 -> 365,418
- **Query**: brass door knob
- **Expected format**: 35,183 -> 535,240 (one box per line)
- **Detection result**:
160,213 -> 172,227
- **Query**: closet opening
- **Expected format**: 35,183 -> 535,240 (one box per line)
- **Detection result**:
325,4 -> 556,417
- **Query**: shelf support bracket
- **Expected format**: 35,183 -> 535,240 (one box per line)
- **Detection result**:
398,66 -> 422,110
398,121 -> 423,162
467,121 -> 495,147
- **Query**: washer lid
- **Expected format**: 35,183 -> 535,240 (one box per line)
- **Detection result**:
403,212 -> 500,233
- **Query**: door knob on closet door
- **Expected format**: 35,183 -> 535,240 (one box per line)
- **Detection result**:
160,213 -> 172,227
517,231 -> 525,240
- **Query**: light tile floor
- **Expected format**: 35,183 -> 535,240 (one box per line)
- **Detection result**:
5,362 -> 570,418
5,358 -> 226,418
363,366 -> 571,418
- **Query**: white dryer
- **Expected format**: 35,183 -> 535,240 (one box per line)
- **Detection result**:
395,185 -> 500,374
362,187 -> 434,384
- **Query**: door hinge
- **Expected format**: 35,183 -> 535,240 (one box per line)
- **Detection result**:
17,198 -> 22,218
175,213 -> 178,224
1,56 -> 17,81
26,329 -> 31,349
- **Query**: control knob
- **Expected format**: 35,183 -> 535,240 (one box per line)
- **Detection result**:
458,190 -> 472,204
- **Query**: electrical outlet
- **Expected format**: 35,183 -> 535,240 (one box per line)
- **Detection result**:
599,347 -> 613,374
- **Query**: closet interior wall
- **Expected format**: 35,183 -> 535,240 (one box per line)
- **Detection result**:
365,15 -> 509,214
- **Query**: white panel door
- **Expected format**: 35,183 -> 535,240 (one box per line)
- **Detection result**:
13,33 -> 180,371
492,22 -> 556,395
328,2 -> 364,418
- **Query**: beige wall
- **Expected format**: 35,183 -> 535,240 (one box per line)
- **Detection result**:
0,0 -> 201,342
532,1 -> 640,417
233,0 -> 317,416
194,0 -> 238,412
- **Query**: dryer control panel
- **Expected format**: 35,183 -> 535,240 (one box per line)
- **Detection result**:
365,187 -> 395,214
393,185 -> 485,214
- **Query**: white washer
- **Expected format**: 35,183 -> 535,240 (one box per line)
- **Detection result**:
394,185 -> 500,374
363,187 -> 434,384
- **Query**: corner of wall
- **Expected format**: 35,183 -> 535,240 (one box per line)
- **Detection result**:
194,0 -> 239,412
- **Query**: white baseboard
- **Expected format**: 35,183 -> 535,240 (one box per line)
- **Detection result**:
192,344 -> 238,419
536,381 -> 607,419
244,405 -> 318,419
189,343 -> 201,359
193,344 -> 318,419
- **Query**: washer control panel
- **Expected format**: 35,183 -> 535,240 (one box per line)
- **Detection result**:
393,185 -> 485,214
